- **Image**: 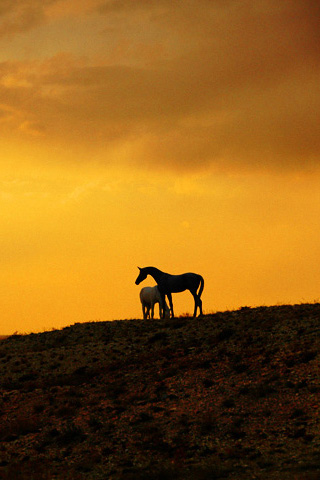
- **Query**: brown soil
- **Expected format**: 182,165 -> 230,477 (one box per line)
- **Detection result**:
0,304 -> 319,479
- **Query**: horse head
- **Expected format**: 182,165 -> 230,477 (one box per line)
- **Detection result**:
135,267 -> 147,285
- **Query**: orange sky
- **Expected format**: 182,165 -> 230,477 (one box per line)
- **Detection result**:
1,0 -> 320,334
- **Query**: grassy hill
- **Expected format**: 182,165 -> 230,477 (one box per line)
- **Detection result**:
0,304 -> 319,479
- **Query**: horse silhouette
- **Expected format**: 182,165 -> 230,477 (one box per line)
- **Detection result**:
135,266 -> 204,318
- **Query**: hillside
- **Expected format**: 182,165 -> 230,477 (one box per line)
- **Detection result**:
0,304 -> 319,479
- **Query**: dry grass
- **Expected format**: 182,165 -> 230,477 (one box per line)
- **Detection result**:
0,304 -> 319,479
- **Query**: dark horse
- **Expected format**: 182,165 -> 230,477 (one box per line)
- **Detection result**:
135,267 -> 204,318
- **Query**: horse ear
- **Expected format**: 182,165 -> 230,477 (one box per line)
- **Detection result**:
137,266 -> 141,270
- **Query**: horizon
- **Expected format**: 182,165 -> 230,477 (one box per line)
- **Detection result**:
1,300 -> 320,336
1,1 -> 320,335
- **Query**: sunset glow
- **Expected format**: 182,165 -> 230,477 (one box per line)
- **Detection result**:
1,0 -> 320,334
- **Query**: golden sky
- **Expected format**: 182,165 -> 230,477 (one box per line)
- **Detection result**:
1,0 -> 320,333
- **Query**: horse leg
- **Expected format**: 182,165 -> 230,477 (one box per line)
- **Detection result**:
151,302 -> 155,319
192,293 -> 197,318
191,293 -> 201,317
194,294 -> 203,317
198,295 -> 203,316
159,298 -> 167,319
160,293 -> 167,319
167,293 -> 174,318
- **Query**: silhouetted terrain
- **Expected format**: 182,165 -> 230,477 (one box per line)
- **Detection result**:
0,304 -> 319,479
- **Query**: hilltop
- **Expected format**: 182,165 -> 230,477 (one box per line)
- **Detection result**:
0,304 -> 319,479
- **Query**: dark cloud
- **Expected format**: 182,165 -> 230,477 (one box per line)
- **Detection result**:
0,0 -> 319,172
97,0 -> 178,13
0,1 -> 56,37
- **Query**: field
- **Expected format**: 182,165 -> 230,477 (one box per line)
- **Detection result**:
0,304 -> 319,479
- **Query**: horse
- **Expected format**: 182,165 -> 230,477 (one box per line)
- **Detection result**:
135,266 -> 204,319
139,286 -> 170,320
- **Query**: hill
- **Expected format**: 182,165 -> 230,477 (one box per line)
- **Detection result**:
0,304 -> 319,479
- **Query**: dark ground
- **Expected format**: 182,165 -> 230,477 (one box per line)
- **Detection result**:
0,304 -> 319,479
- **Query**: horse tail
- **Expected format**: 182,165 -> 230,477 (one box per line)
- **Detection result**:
198,275 -> 204,298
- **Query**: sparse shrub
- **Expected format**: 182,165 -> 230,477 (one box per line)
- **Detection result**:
120,461 -> 181,480
294,474 -> 320,480
232,362 -> 248,373
32,403 -> 45,414
55,398 -> 81,418
56,422 -> 86,446
162,366 -> 180,379
164,318 -> 186,329
139,411 -> 154,422
286,380 -> 295,389
239,381 -> 275,399
148,332 -> 168,344
296,379 -> 308,389
223,445 -> 245,459
73,365 -> 87,376
1,378 -> 18,390
197,411 -> 218,435
202,378 -> 214,388
19,372 -> 38,382
136,422 -> 172,454
74,450 -> 102,473
250,382 -> 275,399
186,458 -> 232,479
262,409 -> 272,418
67,387 -> 84,398
222,397 -> 235,408
105,380 -> 126,400
299,350 -> 317,363
0,414 -> 43,442
291,427 -> 307,439
284,348 -> 317,367
262,355 -> 272,366
308,384 -> 320,393
52,333 -> 68,347
49,362 -> 60,370
291,408 -> 306,419
88,415 -> 103,431
197,359 -> 212,369
216,327 -> 234,342
0,459 -> 57,480
228,425 -> 246,440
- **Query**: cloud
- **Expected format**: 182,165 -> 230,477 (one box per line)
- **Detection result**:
0,1 -> 52,37
0,1 -> 102,37
18,120 -> 45,136
0,0 -> 319,172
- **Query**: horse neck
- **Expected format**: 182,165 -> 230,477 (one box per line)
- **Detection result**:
147,267 -> 164,283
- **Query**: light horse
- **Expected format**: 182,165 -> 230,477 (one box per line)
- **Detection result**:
135,267 -> 204,319
140,286 -> 170,320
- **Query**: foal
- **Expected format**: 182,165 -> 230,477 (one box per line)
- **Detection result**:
140,286 -> 170,319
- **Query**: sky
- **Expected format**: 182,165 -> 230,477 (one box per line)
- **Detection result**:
1,0 -> 320,334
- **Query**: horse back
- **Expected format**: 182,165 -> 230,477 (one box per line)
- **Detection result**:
163,272 -> 202,293
140,286 -> 160,304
